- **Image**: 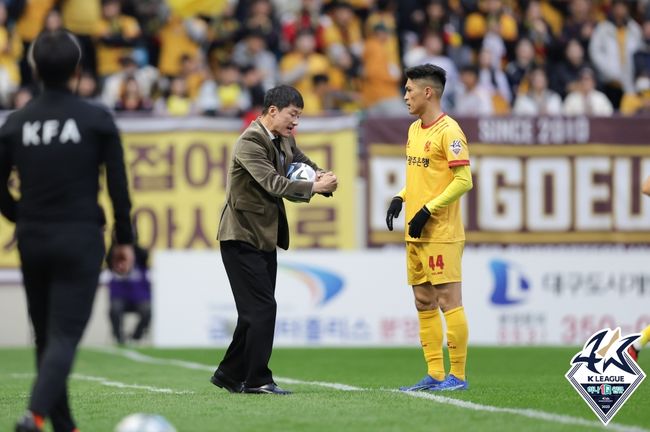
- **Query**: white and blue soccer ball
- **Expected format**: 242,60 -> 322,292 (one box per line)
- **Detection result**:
114,413 -> 177,432
286,162 -> 316,182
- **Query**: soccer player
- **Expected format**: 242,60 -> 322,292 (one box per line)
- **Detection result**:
0,30 -> 134,431
386,64 -> 473,391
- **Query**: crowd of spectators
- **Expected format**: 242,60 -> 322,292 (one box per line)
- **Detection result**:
2,0 -> 650,117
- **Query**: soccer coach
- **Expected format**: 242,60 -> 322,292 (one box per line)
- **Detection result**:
0,30 -> 134,432
212,85 -> 338,395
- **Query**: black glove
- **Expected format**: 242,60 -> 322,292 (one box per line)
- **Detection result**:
318,192 -> 333,197
408,206 -> 431,238
385,197 -> 403,231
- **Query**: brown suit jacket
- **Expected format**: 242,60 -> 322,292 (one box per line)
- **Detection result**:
217,119 -> 320,251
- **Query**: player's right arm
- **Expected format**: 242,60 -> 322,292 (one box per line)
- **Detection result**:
386,121 -> 419,230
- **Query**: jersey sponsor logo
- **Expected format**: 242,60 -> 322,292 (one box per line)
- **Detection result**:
406,155 -> 430,168
424,141 -> 431,153
566,328 -> 645,425
450,139 -> 462,156
22,119 -> 81,146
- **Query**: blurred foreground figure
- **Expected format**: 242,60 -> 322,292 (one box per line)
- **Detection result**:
0,29 -> 134,432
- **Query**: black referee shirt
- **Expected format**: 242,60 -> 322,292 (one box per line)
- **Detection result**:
0,87 -> 133,244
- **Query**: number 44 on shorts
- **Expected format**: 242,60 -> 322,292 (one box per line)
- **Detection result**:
428,255 -> 444,270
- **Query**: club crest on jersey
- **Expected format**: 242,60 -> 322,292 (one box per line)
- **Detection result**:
424,141 -> 431,153
450,140 -> 462,156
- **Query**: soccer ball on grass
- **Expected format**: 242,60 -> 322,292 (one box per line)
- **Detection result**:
114,413 -> 177,432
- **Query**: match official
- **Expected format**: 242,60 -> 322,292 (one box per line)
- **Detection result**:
386,64 -> 473,392
0,29 -> 134,432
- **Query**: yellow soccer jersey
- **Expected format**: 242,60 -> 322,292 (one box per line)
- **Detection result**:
403,114 -> 470,242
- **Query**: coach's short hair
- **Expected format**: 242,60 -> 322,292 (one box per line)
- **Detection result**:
262,85 -> 304,114
405,64 -> 447,98
28,29 -> 82,88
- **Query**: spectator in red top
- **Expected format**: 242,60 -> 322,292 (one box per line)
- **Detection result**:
280,0 -> 324,52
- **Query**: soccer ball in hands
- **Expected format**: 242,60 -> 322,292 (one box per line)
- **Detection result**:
114,413 -> 177,432
286,162 -> 316,182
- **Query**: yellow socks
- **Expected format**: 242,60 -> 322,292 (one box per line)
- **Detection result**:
418,309 -> 445,381
418,306 -> 469,382
444,306 -> 468,381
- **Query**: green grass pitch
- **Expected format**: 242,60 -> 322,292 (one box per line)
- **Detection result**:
1,346 -> 648,431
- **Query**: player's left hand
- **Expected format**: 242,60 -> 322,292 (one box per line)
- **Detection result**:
408,206 -> 431,238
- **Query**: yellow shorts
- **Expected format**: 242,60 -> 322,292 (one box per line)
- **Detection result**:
406,241 -> 464,286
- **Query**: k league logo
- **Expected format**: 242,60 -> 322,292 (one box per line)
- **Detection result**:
565,328 -> 646,425
449,139 -> 462,156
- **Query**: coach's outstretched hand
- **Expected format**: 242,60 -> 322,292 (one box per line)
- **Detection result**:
408,206 -> 431,238
386,197 -> 403,231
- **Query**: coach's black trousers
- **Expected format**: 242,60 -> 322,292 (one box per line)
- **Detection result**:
218,240 -> 277,388
17,222 -> 104,432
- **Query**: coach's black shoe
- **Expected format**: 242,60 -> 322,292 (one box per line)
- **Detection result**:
242,383 -> 292,395
15,412 -> 43,432
210,369 -> 243,393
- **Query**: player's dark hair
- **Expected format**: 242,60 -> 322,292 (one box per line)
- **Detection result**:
29,29 -> 82,88
262,85 -> 304,114
405,64 -> 447,98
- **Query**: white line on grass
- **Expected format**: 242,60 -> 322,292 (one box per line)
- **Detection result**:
97,347 -> 364,391
396,390 -> 647,432
95,348 -> 648,432
72,374 -> 194,395
274,377 -> 363,391
9,372 -> 193,395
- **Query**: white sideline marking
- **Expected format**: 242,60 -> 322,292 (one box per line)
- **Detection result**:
397,391 -> 648,432
97,347 -> 364,391
9,372 -> 192,395
95,348 -> 648,432
274,377 -> 363,391
100,347 -> 214,372
10,373 -> 34,379
72,374 -> 194,395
